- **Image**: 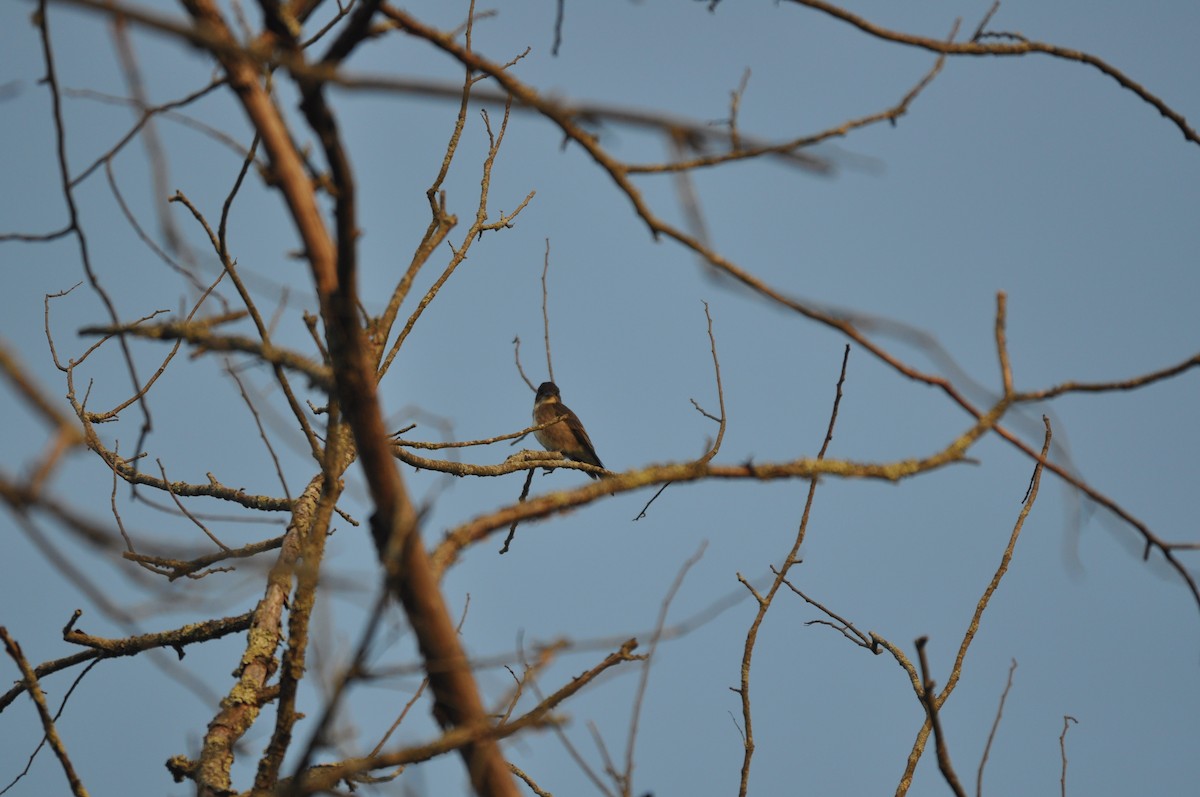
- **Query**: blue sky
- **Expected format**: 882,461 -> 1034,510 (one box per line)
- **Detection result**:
2,2 -> 1198,796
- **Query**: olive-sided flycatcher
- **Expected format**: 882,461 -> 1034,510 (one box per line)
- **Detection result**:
532,381 -> 604,478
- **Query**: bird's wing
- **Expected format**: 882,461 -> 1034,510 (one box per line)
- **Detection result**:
562,408 -> 603,468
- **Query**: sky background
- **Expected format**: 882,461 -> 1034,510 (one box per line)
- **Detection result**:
2,1 -> 1198,796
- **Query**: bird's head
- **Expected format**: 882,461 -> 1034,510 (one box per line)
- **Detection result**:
535,382 -> 560,404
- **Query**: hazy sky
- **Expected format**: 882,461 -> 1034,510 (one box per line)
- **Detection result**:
2,2 -> 1198,796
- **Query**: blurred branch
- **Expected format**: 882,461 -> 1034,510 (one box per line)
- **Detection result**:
623,544 -> 706,794
290,639 -> 641,794
0,339 -> 85,490
50,0 -> 831,176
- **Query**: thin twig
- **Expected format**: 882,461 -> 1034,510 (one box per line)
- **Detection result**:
1059,716 -> 1079,797
977,659 -> 1017,796
735,345 -> 850,797
1,627 -> 90,797
542,239 -> 554,383
914,637 -> 967,797
784,0 -> 1198,145
897,416 -> 1053,792
623,543 -> 707,793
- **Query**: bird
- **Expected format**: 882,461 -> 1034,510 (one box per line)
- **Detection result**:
532,381 -> 604,478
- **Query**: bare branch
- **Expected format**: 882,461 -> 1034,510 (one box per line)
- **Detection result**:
914,636 -> 967,797
735,346 -> 850,797
0,628 -> 89,797
1059,715 -> 1079,797
977,659 -> 1018,797
787,0 -> 1199,146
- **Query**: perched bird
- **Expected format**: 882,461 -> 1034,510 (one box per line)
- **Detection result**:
532,381 -> 604,478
